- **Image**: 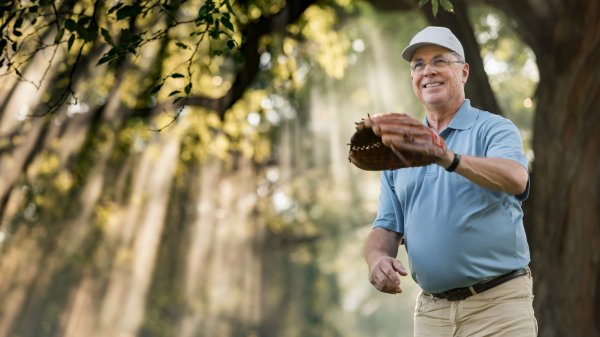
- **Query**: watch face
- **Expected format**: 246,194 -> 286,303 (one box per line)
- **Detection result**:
446,153 -> 460,172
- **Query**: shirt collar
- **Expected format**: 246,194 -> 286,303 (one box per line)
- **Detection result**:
423,99 -> 477,132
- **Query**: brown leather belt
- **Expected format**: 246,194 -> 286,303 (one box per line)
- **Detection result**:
426,268 -> 529,301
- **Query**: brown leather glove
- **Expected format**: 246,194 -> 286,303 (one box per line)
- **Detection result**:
348,113 -> 446,171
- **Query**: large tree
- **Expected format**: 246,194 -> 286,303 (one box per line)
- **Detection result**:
487,0 -> 600,335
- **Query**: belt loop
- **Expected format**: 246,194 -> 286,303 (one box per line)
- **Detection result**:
468,286 -> 477,296
422,291 -> 435,299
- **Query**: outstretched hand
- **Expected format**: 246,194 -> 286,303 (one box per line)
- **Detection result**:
365,113 -> 447,166
368,255 -> 409,294
348,112 -> 447,171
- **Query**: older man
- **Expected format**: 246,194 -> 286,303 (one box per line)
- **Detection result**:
364,26 -> 537,336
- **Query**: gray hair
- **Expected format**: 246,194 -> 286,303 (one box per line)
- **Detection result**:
451,52 -> 465,63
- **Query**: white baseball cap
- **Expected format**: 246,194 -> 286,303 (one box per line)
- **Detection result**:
401,26 -> 465,62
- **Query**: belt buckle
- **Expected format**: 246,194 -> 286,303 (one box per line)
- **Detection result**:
440,288 -> 469,301
446,291 -> 467,301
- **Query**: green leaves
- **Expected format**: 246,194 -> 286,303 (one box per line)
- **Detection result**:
194,1 -> 237,38
150,83 -> 163,94
0,38 -> 7,62
418,0 -> 454,17
153,0 -> 238,100
107,3 -> 143,20
2,0 -> 239,114
94,3 -> 144,65
145,73 -> 193,116
54,28 -> 65,44
97,30 -> 142,65
100,28 -> 114,46
68,34 -> 76,51
226,39 -> 236,50
221,14 -> 234,31
115,5 -> 143,21
63,16 -> 98,42
440,0 -> 454,13
64,19 -> 77,32
196,0 -> 216,25
13,17 -> 23,36
175,42 -> 189,49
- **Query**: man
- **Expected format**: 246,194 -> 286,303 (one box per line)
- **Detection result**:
364,26 -> 537,336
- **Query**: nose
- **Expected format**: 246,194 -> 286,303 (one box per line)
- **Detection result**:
423,62 -> 437,75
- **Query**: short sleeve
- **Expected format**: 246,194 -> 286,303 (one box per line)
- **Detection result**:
373,171 -> 405,234
483,117 -> 528,168
483,116 -> 530,201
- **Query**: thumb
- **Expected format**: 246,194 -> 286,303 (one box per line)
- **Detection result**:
392,259 -> 408,276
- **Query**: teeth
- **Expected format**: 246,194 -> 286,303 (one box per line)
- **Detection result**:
424,82 -> 442,88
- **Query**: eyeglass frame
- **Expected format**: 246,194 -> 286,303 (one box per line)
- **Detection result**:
409,55 -> 466,73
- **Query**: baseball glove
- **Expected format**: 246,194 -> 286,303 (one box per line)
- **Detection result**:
348,113 -> 446,171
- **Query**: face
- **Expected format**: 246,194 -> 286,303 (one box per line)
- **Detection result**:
410,45 -> 469,109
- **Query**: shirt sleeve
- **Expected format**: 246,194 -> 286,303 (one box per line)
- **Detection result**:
373,171 -> 405,234
483,116 -> 530,201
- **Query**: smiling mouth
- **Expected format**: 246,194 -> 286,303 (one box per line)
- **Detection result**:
423,82 -> 443,88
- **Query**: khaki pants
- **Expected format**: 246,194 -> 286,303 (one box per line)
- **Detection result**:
414,273 -> 537,337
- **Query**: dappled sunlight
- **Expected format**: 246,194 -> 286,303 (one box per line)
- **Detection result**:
0,4 -> 422,336
470,4 -> 538,152
0,1 -> 543,337
302,6 -> 351,79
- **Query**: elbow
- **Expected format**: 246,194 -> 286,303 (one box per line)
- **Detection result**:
508,167 -> 529,195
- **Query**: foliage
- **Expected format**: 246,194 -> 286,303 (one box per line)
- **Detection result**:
0,0 -> 239,117
418,0 -> 454,17
0,1 -> 549,337
0,0 -> 363,153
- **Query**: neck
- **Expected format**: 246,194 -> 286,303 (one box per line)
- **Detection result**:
425,99 -> 464,132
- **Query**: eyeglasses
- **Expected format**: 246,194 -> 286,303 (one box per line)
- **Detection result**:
410,58 -> 465,73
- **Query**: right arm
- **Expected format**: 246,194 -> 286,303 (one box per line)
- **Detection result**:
364,227 -> 408,294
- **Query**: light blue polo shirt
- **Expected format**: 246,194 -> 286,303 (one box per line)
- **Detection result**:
373,99 -> 530,293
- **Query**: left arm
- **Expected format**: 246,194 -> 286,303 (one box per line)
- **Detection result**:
438,151 -> 529,195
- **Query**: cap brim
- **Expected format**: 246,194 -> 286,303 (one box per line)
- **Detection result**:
401,42 -> 446,62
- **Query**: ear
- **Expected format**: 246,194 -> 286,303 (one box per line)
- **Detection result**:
462,63 -> 470,84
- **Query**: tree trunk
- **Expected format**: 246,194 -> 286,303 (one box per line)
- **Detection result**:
488,0 -> 600,335
422,0 -> 503,115
529,12 -> 600,337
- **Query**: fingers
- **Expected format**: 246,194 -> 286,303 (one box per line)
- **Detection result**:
369,257 -> 407,294
392,259 -> 409,276
389,140 -> 446,157
369,116 -> 431,145
378,124 -> 431,141
355,112 -> 447,167
377,124 -> 446,159
370,272 -> 401,294
362,113 -> 417,134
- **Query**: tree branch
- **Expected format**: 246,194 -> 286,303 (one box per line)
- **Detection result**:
367,0 -> 416,11
422,0 -> 503,115
201,0 -> 317,119
483,0 -> 553,63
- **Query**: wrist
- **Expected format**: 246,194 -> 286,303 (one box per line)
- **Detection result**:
445,152 -> 461,172
437,150 -> 454,168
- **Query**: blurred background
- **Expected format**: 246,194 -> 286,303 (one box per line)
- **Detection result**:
0,0 -> 598,337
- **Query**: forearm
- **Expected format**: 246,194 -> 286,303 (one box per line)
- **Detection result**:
364,227 -> 408,294
364,227 -> 403,266
438,151 -> 529,195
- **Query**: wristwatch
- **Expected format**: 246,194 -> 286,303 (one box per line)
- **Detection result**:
445,152 -> 461,172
